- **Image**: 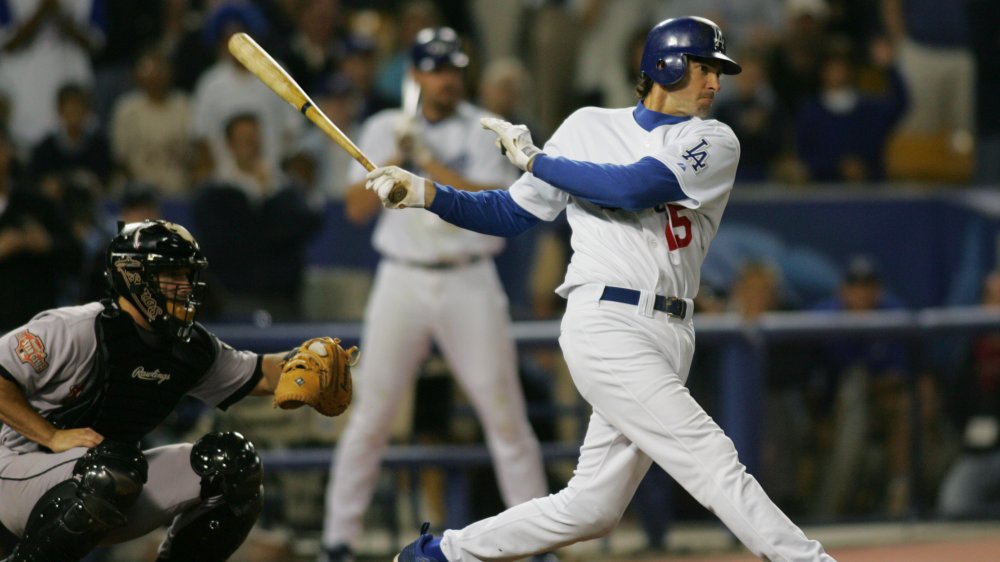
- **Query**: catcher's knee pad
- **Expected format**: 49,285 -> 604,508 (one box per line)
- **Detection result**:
191,431 -> 263,503
156,432 -> 263,562
8,441 -> 147,562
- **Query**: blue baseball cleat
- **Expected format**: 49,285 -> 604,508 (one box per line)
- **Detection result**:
394,522 -> 445,562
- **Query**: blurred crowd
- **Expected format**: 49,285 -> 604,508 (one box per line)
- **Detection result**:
2,0 -> 1000,543
1,0 -> 998,327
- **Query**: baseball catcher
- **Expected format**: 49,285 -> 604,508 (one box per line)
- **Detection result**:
0,220 -> 357,562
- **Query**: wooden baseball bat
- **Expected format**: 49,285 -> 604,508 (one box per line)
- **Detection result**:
227,32 -> 406,204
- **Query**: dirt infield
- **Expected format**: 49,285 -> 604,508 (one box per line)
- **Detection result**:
563,520 -> 1000,562
597,531 -> 1000,562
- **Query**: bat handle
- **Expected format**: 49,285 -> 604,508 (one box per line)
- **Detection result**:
359,154 -> 409,203
387,185 -> 407,205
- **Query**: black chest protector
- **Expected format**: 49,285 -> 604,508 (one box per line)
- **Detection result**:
50,304 -> 217,444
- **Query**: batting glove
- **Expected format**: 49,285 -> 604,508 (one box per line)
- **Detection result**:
366,166 -> 427,209
480,117 -> 542,172
394,115 -> 434,167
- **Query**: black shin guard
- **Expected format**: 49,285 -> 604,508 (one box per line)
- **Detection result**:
157,432 -> 263,562
7,442 -> 147,562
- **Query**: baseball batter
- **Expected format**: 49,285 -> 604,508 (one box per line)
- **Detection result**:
320,27 -> 547,562
367,17 -> 835,562
0,220 -> 354,562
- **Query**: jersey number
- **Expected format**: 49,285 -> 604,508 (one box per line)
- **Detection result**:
664,204 -> 692,250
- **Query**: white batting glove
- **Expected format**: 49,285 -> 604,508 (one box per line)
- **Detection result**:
480,117 -> 542,172
365,166 -> 426,209
394,115 -> 433,167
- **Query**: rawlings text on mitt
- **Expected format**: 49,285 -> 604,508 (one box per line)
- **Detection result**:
274,337 -> 358,416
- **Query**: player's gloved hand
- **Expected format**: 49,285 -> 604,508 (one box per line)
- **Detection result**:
394,115 -> 434,167
366,165 -> 427,208
480,117 -> 543,172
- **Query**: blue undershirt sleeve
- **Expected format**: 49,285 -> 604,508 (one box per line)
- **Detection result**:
427,184 -> 540,238
531,154 -> 685,211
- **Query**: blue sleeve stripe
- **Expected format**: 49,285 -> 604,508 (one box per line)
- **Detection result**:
532,154 -> 685,211
428,184 -> 539,238
0,0 -> 11,27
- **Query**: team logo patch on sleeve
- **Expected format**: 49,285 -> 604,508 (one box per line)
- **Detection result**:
680,138 -> 711,174
15,330 -> 49,373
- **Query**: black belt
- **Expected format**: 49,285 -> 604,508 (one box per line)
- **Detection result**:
387,255 -> 484,270
600,286 -> 688,319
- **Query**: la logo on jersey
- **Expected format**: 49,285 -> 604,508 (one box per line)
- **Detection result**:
681,138 -> 710,174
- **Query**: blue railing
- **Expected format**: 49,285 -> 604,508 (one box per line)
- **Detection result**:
209,307 -> 1000,529
258,442 -> 581,532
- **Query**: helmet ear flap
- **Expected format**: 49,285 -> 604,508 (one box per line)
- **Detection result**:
641,48 -> 687,86
656,54 -> 687,86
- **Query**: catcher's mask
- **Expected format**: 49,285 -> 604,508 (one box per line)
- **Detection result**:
106,220 -> 208,341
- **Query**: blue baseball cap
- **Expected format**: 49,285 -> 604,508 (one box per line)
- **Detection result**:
410,27 -> 469,71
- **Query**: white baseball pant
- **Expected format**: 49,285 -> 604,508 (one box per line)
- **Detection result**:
322,259 -> 548,546
438,284 -> 834,561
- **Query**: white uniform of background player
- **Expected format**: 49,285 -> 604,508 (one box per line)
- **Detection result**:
368,17 -> 835,562
320,28 -> 548,561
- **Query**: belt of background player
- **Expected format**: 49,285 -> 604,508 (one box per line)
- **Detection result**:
385,255 -> 485,270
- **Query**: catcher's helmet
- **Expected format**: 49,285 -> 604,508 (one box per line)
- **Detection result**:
410,27 -> 469,71
639,16 -> 741,87
106,220 -> 208,341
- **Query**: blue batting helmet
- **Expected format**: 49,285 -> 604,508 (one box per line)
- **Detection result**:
410,27 -> 469,72
639,16 -> 741,86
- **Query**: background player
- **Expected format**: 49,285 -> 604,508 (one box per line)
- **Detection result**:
0,220 -> 352,562
366,17 -> 835,562
320,27 -> 548,562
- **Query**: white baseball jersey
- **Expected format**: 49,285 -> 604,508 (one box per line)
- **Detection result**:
437,104 -> 834,561
511,105 -> 738,300
350,102 -> 519,262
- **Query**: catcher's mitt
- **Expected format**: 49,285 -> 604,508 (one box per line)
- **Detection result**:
274,337 -> 358,417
